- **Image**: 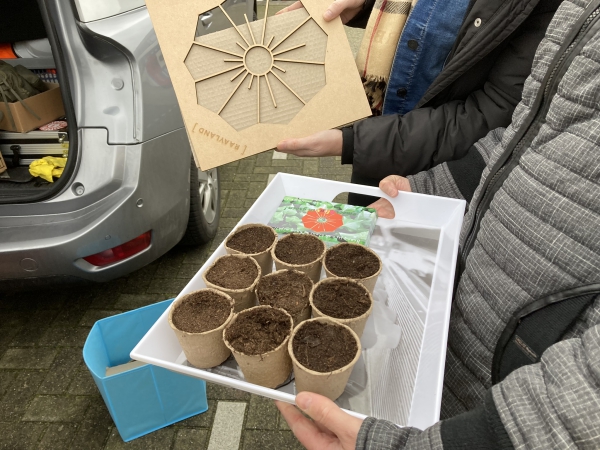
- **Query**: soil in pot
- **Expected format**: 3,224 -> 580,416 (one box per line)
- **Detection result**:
292,320 -> 357,372
256,270 -> 312,318
227,225 -> 276,254
312,279 -> 371,319
325,244 -> 380,279
225,307 -> 290,355
274,234 -> 324,265
205,256 -> 259,290
171,290 -> 232,333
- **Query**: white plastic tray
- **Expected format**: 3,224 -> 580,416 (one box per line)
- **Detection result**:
131,173 -> 465,430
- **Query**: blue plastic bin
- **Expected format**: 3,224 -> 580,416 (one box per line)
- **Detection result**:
83,299 -> 208,442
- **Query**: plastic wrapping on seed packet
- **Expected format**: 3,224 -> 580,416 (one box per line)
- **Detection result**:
267,196 -> 378,247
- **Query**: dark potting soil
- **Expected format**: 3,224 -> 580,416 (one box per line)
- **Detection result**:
172,291 -> 232,333
225,307 -> 291,355
256,270 -> 312,315
293,321 -> 357,372
274,233 -> 324,265
227,226 -> 276,254
325,244 -> 380,279
313,279 -> 371,319
205,256 -> 259,290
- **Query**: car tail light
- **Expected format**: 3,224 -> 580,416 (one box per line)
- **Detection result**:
83,231 -> 152,267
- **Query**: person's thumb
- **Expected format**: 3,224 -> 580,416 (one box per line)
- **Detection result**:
324,0 -> 351,21
296,392 -> 348,434
379,175 -> 411,197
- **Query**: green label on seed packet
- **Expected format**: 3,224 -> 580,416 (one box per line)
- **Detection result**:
267,196 -> 378,247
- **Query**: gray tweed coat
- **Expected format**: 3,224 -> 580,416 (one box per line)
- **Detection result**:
357,0 -> 600,447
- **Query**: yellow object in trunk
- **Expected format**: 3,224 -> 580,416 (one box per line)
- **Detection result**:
29,156 -> 66,182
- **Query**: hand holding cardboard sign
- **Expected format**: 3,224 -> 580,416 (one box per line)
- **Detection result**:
277,0 -> 365,24
276,129 -> 343,157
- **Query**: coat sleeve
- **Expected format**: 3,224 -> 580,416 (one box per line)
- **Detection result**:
406,127 -> 504,203
355,323 -> 600,450
347,4 -> 552,180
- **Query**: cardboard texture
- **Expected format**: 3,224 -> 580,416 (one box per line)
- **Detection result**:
144,0 -> 371,169
224,306 -> 293,388
310,277 -> 373,338
224,223 -> 277,276
169,289 -> 235,369
289,317 -> 361,400
271,233 -> 326,283
0,83 -> 65,133
323,243 -> 382,294
256,269 -> 313,326
202,255 -> 261,312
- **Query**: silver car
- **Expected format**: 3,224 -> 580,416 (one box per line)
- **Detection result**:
0,0 -> 254,284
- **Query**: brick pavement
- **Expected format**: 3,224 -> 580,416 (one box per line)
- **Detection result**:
0,151 -> 354,449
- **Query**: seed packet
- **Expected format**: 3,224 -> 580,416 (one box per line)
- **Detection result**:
267,196 -> 378,247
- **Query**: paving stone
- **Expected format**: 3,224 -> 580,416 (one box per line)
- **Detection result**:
179,399 -> 217,428
222,207 -> 249,218
246,182 -> 268,199
174,428 -> 209,450
23,395 -> 89,422
0,328 -> 20,355
241,430 -> 304,450
218,218 -> 244,228
225,192 -> 247,208
182,245 -> 211,264
255,152 -> 273,167
0,371 -> 17,400
271,159 -> 304,167
0,422 -> 47,450
69,400 -> 113,450
38,423 -> 78,450
237,159 -> 256,173
207,383 -> 250,401
0,311 -> 30,329
303,160 -> 319,174
68,369 -> 97,396
206,402 -> 246,450
176,264 -> 203,280
219,167 -> 237,182
50,308 -> 87,328
221,181 -> 249,191
146,278 -> 189,295
154,263 -> 182,279
9,325 -> 50,348
23,309 -> 61,330
0,371 -> 45,422
105,425 -> 175,450
0,348 -> 57,370
38,348 -> 83,395
244,199 -> 256,208
79,310 -> 122,327
233,173 -> 269,183
245,395 -> 280,430
113,294 -> 167,311
278,412 -> 291,430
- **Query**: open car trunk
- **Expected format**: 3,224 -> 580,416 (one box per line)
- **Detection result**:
0,0 -> 78,204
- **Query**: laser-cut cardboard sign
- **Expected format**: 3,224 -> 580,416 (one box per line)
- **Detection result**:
145,0 -> 371,170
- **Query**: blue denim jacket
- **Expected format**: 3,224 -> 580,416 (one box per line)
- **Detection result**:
382,0 -> 470,116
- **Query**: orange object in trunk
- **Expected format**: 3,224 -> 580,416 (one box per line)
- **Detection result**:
0,43 -> 17,59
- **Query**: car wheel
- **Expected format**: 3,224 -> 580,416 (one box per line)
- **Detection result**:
180,156 -> 220,246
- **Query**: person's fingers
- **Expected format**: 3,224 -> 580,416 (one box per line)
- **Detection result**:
275,401 -> 338,449
276,1 -> 304,15
368,198 -> 395,219
323,0 -> 360,21
277,130 -> 342,157
379,175 -> 411,197
295,392 -> 362,445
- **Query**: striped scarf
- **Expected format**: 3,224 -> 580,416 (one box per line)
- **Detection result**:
356,0 -> 416,115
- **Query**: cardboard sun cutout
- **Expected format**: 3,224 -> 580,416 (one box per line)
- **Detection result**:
145,0 -> 371,170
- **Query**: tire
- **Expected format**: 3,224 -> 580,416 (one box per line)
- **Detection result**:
180,156 -> 220,246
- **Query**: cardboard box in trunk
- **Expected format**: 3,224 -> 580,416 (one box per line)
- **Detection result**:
0,82 -> 65,133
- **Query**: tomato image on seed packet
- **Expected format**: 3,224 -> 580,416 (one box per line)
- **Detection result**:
268,196 -> 378,246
